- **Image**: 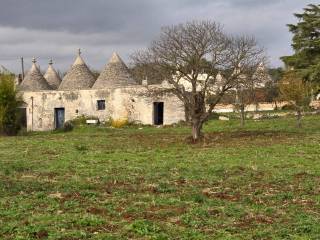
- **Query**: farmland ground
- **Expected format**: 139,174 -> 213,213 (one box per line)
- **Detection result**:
0,115 -> 320,239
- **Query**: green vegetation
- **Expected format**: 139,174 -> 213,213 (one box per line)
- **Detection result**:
281,4 -> 320,84
1,115 -> 320,239
279,71 -> 313,128
0,74 -> 22,135
70,115 -> 100,127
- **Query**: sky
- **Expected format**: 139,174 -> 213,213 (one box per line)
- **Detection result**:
0,0 -> 313,73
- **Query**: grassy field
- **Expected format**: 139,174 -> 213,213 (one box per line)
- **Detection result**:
1,115 -> 320,239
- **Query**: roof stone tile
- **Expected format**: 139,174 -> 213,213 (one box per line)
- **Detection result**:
59,50 -> 96,90
19,58 -> 51,91
44,59 -> 62,90
93,52 -> 137,89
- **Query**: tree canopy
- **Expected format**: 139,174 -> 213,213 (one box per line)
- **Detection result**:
0,74 -> 22,135
279,71 -> 312,128
132,20 -> 265,141
281,4 -> 320,83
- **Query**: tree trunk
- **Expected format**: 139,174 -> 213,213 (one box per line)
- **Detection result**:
240,104 -> 245,127
184,106 -> 190,123
192,119 -> 202,142
274,101 -> 278,111
296,108 -> 302,128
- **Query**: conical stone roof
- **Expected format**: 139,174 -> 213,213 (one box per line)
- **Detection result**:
92,52 -> 137,89
44,59 -> 62,90
58,50 -> 96,90
19,58 -> 51,91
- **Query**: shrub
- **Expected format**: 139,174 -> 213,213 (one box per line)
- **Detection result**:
17,127 -> 29,136
171,120 -> 189,127
70,115 -> 99,126
110,118 -> 128,128
63,121 -> 74,132
281,103 -> 296,111
207,112 -> 220,120
126,120 -> 144,127
0,74 -> 22,135
70,115 -> 87,125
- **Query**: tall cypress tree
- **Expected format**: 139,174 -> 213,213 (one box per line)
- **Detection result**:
281,4 -> 320,83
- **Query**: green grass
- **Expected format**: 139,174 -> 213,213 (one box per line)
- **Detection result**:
1,115 -> 320,239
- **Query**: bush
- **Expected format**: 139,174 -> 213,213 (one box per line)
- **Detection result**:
0,74 -> 22,135
63,121 -> 74,132
17,127 -> 29,136
70,115 -> 99,126
171,120 -> 189,127
207,112 -> 220,120
281,103 -> 296,111
110,118 -> 128,128
126,120 -> 144,127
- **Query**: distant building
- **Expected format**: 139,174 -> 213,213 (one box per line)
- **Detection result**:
174,63 -> 272,92
14,50 -> 280,131
17,50 -> 185,131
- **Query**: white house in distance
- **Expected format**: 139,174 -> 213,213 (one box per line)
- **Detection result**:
14,49 -> 317,131
18,50 -> 185,131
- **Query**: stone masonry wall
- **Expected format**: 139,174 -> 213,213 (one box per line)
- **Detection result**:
21,86 -> 185,131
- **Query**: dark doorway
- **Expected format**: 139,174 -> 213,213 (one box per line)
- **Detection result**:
54,108 -> 65,129
153,102 -> 164,125
17,108 -> 27,128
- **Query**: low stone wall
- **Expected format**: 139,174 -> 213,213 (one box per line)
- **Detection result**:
310,100 -> 320,110
214,101 -> 320,113
214,102 -> 289,113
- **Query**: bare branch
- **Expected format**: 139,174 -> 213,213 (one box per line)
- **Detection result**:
130,20 -> 266,140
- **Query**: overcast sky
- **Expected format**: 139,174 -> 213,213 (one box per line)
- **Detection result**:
0,0 -> 313,73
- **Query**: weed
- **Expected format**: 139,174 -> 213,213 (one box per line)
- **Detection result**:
0,115 -> 320,239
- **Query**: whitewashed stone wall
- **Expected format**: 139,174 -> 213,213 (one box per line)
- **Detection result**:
213,102 -> 290,113
21,86 -> 185,131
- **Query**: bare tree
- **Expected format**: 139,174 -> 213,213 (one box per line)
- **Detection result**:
234,85 -> 255,127
131,20 -> 265,141
234,63 -> 271,127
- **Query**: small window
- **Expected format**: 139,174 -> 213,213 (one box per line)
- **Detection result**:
97,100 -> 106,110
